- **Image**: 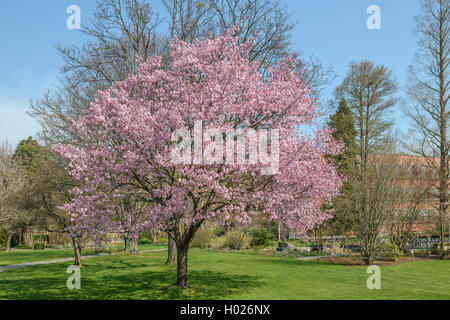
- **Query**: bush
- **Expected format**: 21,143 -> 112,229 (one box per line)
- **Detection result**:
430,246 -> 439,254
222,230 -> 252,250
209,236 -> 227,250
380,243 -> 403,261
430,246 -> 441,255
92,246 -> 108,254
249,228 -> 275,247
190,225 -> 217,248
33,243 -> 45,250
413,249 -> 430,258
139,231 -> 163,244
138,237 -> 153,245
157,234 -> 168,243
430,246 -> 447,259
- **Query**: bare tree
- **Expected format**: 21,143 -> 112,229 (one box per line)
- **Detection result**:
404,0 -> 449,250
388,161 -> 431,252
31,0 -> 335,146
163,0 -> 334,92
348,153 -> 401,264
335,62 -> 398,253
0,141 -> 29,252
164,0 -> 291,65
30,0 -> 334,149
30,0 -> 167,146
336,61 -> 398,167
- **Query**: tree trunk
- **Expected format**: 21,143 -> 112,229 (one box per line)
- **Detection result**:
5,234 -> 12,252
171,222 -> 202,288
176,244 -> 189,289
361,247 -> 375,265
362,256 -> 373,265
124,236 -> 138,253
150,230 -> 160,243
71,237 -> 82,267
166,234 -> 177,264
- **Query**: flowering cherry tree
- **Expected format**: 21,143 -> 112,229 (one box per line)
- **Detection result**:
55,27 -> 343,288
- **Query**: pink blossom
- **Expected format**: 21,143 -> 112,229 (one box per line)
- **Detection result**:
55,26 -> 343,241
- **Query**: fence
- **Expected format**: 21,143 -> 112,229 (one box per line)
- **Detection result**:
411,235 -> 449,249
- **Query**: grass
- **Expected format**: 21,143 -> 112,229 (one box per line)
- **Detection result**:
0,248 -> 448,300
0,243 -> 166,266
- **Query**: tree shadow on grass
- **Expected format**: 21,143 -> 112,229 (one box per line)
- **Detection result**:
0,263 -> 264,300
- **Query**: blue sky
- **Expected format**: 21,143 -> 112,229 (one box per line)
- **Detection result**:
0,0 -> 421,147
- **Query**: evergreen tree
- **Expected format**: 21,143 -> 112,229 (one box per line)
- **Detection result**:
327,99 -> 357,234
328,98 -> 357,172
13,137 -> 46,172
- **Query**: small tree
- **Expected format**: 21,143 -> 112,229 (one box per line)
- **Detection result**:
404,0 -> 449,250
0,141 -> 29,252
348,153 -> 401,264
20,148 -> 88,266
335,61 -> 399,263
388,161 -> 431,252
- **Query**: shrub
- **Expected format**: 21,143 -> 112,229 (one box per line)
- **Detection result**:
380,243 -> 403,261
249,228 -> 275,247
33,243 -> 45,250
414,249 -> 430,258
92,246 -> 107,254
138,237 -> 153,245
209,236 -> 226,250
430,246 -> 440,255
139,231 -> 162,244
325,243 -> 345,255
158,234 -> 168,243
190,225 -> 217,248
222,230 -> 251,250
430,246 -> 447,259
214,225 -> 228,237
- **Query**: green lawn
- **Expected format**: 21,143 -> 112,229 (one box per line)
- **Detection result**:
0,243 -> 166,266
0,248 -> 448,300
